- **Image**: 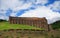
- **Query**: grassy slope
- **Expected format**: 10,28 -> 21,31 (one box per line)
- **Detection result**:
0,21 -> 44,30
51,21 -> 60,30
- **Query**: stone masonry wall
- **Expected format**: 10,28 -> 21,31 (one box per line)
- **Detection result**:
9,16 -> 49,31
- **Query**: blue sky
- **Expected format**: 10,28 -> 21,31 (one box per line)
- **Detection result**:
0,0 -> 60,24
16,0 -> 60,16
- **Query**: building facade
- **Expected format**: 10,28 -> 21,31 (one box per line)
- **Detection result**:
9,16 -> 49,31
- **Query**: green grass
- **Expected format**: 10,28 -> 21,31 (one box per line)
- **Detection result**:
0,21 -> 44,30
51,21 -> 60,30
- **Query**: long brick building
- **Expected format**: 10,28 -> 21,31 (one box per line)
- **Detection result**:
9,16 -> 49,31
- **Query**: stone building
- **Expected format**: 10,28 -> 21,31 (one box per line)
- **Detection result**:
9,16 -> 49,31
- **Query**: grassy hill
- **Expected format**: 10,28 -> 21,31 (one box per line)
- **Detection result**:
0,21 -> 60,38
0,19 -> 60,30
0,21 -> 44,30
51,21 -> 60,30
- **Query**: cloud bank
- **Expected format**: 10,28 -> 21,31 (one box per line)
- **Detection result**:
0,0 -> 60,24
19,6 -> 60,24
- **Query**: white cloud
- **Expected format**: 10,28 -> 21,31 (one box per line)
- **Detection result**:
10,12 -> 17,17
0,0 -> 23,9
19,6 -> 60,24
0,0 -> 47,11
0,0 -> 32,15
0,0 -> 24,20
0,14 -> 7,20
0,15 -> 5,19
0,0 -> 60,24
49,1 -> 60,12
0,10 -> 7,14
0,0 -> 48,11
13,3 -> 32,11
35,0 -> 48,5
12,0 -> 48,11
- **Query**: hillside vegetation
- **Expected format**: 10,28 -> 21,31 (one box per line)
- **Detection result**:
51,21 -> 60,30
0,20 -> 60,38
0,21 -> 44,30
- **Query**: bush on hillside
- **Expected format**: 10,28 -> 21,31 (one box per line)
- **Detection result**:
51,21 -> 60,30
